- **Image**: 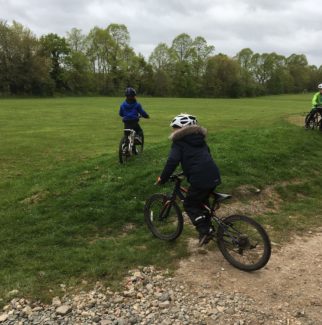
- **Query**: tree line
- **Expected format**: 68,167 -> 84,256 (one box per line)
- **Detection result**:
1,20 -> 322,98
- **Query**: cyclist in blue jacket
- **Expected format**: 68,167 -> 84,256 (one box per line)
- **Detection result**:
157,114 -> 221,246
119,87 -> 149,141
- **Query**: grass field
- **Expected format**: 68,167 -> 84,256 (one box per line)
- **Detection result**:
1,94 -> 322,303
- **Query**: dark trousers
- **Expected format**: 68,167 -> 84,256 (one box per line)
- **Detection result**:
123,120 -> 143,137
183,186 -> 214,235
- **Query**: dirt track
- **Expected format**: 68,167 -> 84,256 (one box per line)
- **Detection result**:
175,230 -> 322,324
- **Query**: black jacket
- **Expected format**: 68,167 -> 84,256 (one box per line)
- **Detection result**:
160,125 -> 221,189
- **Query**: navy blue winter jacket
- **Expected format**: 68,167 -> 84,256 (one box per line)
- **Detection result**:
160,125 -> 221,189
119,100 -> 149,122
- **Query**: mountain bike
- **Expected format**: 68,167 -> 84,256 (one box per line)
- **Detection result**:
144,172 -> 271,271
305,106 -> 322,130
119,129 -> 144,164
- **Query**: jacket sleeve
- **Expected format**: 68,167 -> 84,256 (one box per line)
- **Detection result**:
137,103 -> 149,118
159,143 -> 182,183
312,93 -> 319,107
119,105 -> 124,117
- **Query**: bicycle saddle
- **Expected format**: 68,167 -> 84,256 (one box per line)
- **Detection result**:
214,192 -> 232,202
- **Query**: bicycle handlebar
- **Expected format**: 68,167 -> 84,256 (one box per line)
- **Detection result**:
169,172 -> 185,181
154,172 -> 185,186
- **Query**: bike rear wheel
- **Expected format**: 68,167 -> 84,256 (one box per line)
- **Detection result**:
119,136 -> 130,164
135,133 -> 144,153
217,214 -> 271,271
144,194 -> 183,241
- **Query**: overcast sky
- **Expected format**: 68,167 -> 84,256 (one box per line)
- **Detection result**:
1,0 -> 321,66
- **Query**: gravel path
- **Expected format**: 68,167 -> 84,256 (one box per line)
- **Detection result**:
1,231 -> 321,325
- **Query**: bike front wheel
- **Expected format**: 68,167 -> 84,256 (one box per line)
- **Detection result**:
305,112 -> 313,129
144,194 -> 183,241
217,214 -> 271,271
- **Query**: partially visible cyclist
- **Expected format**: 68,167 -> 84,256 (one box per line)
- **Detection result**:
156,113 -> 221,246
305,83 -> 322,129
119,87 -> 150,152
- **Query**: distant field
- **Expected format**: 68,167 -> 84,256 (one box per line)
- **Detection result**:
1,94 -> 321,303
0,94 -> 312,179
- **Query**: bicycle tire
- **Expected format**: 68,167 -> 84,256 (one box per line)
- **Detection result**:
144,193 -> 183,241
318,114 -> 322,131
313,113 -> 319,129
217,214 -> 271,271
304,112 -> 311,128
119,136 -> 129,164
305,112 -> 316,130
137,133 -> 144,153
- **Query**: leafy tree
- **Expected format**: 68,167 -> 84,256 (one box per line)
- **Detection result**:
63,52 -> 93,94
286,54 -> 310,92
85,26 -> 113,93
0,21 -> 52,95
2,20 -> 322,98
170,34 -> 195,97
191,36 -> 214,76
107,24 -> 132,93
248,52 -> 287,94
149,43 -> 172,71
171,33 -> 193,62
190,36 -> 215,95
148,43 -> 173,96
66,28 -> 86,52
203,54 -> 242,98
86,24 -> 136,94
151,69 -> 172,96
39,33 -> 70,92
235,48 -> 257,96
263,53 -> 288,94
86,26 -> 112,74
127,54 -> 154,95
171,61 -> 196,97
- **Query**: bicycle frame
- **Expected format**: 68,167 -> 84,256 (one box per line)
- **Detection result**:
165,175 -> 242,244
170,174 -> 250,243
168,176 -> 221,220
123,129 -> 136,154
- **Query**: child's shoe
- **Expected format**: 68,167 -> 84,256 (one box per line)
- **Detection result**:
198,227 -> 214,246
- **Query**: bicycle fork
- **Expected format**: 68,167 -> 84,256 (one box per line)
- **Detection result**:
158,200 -> 172,220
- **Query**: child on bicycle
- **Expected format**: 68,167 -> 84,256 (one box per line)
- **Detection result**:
157,114 -> 221,246
119,87 -> 150,150
305,83 -> 322,129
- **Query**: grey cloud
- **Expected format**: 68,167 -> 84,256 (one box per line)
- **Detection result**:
1,0 -> 321,66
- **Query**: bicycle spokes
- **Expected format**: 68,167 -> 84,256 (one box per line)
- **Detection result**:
144,194 -> 183,241
159,202 -> 172,220
217,215 -> 271,271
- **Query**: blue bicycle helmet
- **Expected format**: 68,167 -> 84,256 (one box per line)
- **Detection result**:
125,87 -> 137,97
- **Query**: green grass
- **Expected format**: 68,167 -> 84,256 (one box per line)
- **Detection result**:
1,94 -> 322,303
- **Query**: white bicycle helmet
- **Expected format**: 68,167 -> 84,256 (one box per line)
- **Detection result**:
318,83 -> 322,89
170,113 -> 198,128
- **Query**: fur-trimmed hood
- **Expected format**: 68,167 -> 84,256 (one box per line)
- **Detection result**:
160,124 -> 221,188
169,125 -> 207,141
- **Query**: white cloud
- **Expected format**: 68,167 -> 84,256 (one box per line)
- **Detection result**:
1,0 -> 321,66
